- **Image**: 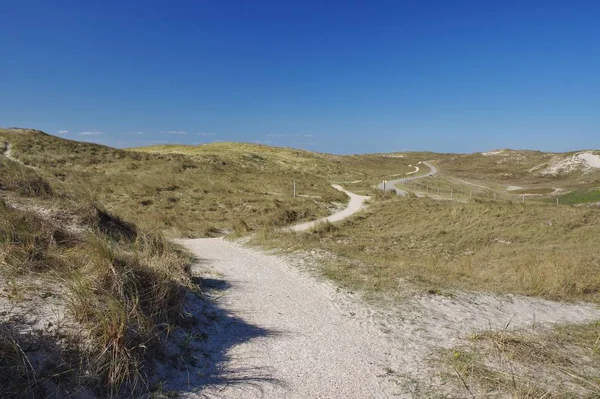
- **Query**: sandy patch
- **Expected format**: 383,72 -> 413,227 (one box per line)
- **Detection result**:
540,152 -> 600,176
172,239 -> 600,398
482,149 -> 508,156
578,152 -> 600,168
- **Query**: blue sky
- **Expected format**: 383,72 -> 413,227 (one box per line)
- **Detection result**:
1,0 -> 598,154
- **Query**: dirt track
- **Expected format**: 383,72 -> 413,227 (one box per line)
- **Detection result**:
176,236 -> 600,398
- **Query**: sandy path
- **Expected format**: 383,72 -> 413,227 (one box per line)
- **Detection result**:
178,238 -> 397,398
405,166 -> 419,175
377,161 -> 437,196
175,239 -> 600,398
1,141 -> 35,169
287,185 -> 369,232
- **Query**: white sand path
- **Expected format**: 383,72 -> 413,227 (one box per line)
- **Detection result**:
175,238 -> 600,398
287,185 -> 370,232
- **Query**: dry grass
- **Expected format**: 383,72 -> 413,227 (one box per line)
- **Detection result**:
2,127 -> 599,396
0,197 -> 193,396
0,129 -> 448,236
438,150 -> 600,202
255,196 -> 600,302
0,130 -> 348,236
447,322 -> 600,397
0,323 -> 39,398
0,145 -> 195,396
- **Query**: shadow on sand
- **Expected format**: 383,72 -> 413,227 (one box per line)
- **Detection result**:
159,257 -> 285,396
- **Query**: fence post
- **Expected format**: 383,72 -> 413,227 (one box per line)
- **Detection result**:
522,195 -> 525,203
293,181 -> 296,198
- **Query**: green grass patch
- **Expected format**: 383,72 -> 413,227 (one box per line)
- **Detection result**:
556,188 -> 600,205
509,187 -> 555,195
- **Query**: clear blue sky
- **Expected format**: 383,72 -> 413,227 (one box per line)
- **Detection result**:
1,0 -> 598,154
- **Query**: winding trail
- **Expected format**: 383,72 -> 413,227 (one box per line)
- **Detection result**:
377,161 -> 438,196
177,239 -> 600,398
287,185 -> 369,232
1,141 -> 34,169
172,160 -> 600,397
405,165 -> 419,175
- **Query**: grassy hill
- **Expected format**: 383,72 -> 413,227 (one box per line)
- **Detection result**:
435,149 -> 600,202
0,130 -> 195,396
0,128 -> 438,396
1,129 -> 441,237
2,127 -> 599,397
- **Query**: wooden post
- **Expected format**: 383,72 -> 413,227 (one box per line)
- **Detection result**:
522,195 -> 525,203
293,181 -> 296,198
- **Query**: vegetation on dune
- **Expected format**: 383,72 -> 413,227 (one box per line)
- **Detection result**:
134,142 -> 445,196
2,127 -> 600,397
439,150 -> 556,182
256,196 -> 600,302
0,128 -> 436,397
448,321 -> 600,397
555,188 -> 600,205
1,129 -> 444,236
437,151 -> 600,203
0,141 -> 194,396
0,129 -> 348,236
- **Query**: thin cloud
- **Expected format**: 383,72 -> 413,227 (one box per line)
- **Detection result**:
126,132 -> 145,135
167,130 -> 187,135
291,141 -> 316,146
266,133 -> 314,137
195,132 -> 215,136
79,131 -> 102,135
57,130 -> 68,135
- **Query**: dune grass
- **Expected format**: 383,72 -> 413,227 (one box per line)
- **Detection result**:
438,150 -> 600,198
0,146 -> 194,396
447,321 -> 600,397
1,129 -> 447,236
0,197 -> 193,396
508,187 -> 556,195
2,127 -> 600,396
255,196 -> 600,302
0,129 -> 350,236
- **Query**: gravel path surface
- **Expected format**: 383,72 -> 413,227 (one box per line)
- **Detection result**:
171,163 -> 600,397
287,185 -> 370,232
178,238 -> 398,398
176,238 -> 600,398
377,161 -> 437,196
